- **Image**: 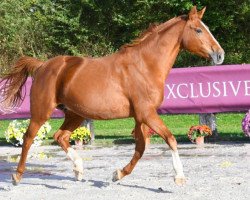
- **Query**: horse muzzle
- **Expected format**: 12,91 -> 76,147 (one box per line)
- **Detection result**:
210,50 -> 225,65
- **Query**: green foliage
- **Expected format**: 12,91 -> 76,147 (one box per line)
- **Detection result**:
0,0 -> 249,68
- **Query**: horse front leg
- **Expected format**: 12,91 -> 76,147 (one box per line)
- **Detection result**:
53,111 -> 84,181
139,108 -> 186,186
112,122 -> 146,181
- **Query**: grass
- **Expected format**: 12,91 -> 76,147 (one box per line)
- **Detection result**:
92,114 -> 200,144
0,113 -> 248,146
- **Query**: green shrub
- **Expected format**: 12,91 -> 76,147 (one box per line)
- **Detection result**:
0,0 -> 249,69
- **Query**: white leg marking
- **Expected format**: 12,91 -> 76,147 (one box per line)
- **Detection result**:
171,150 -> 185,178
67,147 -> 83,181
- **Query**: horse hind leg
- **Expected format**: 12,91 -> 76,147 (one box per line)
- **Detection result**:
112,122 -> 146,181
11,73 -> 59,185
53,110 -> 84,181
12,118 -> 50,185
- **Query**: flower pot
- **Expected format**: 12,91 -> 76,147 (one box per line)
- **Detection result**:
195,136 -> 204,145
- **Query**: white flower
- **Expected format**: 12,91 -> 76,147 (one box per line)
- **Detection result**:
5,120 -> 51,146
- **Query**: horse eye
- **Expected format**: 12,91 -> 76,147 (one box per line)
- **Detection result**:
196,28 -> 202,34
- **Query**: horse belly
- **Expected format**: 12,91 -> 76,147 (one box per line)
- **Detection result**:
78,98 -> 130,120
64,91 -> 131,120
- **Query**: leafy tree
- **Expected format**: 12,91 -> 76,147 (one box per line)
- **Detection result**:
0,0 -> 249,69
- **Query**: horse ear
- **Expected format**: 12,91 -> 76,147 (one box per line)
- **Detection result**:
198,7 -> 206,19
188,6 -> 198,20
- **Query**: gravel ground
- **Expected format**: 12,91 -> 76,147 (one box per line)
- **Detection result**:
0,142 -> 249,200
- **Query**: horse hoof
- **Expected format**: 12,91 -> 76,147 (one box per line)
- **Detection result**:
74,170 -> 83,181
12,174 -> 21,186
174,176 -> 186,186
76,174 -> 83,181
112,170 -> 123,182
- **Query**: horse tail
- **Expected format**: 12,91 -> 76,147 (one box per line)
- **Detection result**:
0,56 -> 44,107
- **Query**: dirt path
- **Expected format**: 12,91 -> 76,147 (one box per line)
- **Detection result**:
0,142 -> 249,200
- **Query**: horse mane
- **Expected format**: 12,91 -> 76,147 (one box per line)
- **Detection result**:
120,23 -> 159,49
120,15 -> 187,51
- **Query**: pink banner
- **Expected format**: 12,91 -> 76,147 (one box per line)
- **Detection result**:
158,64 -> 250,114
0,78 -> 64,120
0,64 -> 250,119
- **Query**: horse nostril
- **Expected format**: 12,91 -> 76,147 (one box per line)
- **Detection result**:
218,54 -> 222,61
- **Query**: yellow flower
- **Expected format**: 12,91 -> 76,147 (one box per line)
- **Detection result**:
70,127 -> 91,143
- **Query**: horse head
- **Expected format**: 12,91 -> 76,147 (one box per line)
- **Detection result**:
182,6 -> 225,65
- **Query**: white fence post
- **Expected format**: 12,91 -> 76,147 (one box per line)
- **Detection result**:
199,113 -> 218,141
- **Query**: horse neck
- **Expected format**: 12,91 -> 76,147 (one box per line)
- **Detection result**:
138,19 -> 186,82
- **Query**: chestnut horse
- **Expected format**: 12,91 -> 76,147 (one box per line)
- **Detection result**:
1,6 -> 224,186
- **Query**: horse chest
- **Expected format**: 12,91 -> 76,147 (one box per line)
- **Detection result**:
129,81 -> 164,109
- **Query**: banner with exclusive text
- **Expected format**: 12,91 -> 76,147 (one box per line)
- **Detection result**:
158,64 -> 250,114
0,64 -> 250,119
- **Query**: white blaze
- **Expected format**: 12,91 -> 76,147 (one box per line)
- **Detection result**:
200,21 -> 221,48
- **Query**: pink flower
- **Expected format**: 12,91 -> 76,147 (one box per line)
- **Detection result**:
242,110 -> 250,137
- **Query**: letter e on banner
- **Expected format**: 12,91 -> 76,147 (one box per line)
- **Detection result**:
244,81 -> 250,96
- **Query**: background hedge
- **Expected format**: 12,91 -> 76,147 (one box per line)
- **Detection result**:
0,0 -> 249,70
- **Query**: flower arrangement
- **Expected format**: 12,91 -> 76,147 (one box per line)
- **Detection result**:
242,110 -> 250,137
70,127 -> 91,144
5,120 -> 51,146
187,125 -> 212,143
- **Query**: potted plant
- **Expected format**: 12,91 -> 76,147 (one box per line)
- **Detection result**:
5,120 -> 51,146
187,125 -> 212,145
70,126 -> 91,146
242,110 -> 250,137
